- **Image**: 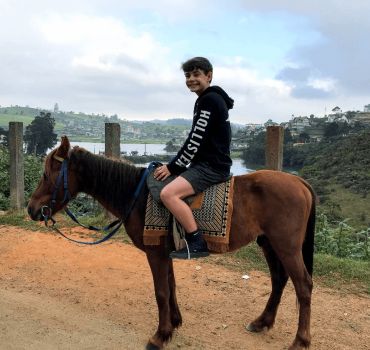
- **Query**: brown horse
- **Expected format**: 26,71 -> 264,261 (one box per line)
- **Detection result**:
27,136 -> 315,350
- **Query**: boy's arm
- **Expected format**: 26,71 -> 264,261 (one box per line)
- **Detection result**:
167,95 -> 217,175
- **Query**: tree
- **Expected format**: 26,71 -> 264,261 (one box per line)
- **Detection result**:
284,128 -> 293,144
324,122 -> 350,138
24,111 -> 57,156
0,127 -> 8,146
241,131 -> 266,165
164,138 -> 179,152
298,132 -> 310,143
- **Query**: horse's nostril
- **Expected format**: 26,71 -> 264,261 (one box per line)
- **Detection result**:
27,206 -> 34,218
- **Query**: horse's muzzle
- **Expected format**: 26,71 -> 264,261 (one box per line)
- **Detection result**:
27,205 -> 42,221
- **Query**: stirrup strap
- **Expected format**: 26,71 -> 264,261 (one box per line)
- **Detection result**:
183,238 -> 190,260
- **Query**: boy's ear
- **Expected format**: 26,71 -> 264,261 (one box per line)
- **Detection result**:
207,71 -> 213,83
55,136 -> 70,159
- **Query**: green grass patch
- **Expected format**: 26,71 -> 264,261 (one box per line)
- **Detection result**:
325,184 -> 370,230
0,114 -> 34,127
0,114 -> 63,131
0,209 -> 49,232
314,253 -> 370,294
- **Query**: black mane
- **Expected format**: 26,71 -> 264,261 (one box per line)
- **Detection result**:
70,147 -> 145,215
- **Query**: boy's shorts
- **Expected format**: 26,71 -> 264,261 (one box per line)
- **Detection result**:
179,162 -> 231,194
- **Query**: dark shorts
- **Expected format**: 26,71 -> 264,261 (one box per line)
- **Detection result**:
179,162 -> 231,194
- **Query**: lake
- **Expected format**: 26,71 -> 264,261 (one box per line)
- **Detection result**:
69,142 -> 252,175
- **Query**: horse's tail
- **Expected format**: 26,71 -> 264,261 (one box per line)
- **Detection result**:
301,179 -> 316,277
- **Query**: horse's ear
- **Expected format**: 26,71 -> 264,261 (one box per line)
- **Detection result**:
56,136 -> 70,159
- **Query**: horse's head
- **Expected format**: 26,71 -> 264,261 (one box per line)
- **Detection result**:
27,136 -> 79,221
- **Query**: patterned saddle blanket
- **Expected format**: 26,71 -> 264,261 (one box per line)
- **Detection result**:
143,171 -> 234,253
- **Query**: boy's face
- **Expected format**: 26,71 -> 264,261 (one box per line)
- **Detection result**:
184,69 -> 212,96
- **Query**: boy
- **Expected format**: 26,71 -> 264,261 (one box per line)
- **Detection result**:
154,57 -> 234,259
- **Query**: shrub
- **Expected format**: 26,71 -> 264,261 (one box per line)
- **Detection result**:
0,146 -> 43,210
315,213 -> 369,260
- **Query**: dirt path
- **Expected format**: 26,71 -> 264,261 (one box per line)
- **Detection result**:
0,226 -> 369,350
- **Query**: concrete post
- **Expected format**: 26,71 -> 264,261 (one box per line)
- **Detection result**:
9,122 -> 25,209
105,123 -> 120,159
265,126 -> 284,171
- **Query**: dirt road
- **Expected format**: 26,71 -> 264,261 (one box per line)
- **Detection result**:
0,225 -> 369,349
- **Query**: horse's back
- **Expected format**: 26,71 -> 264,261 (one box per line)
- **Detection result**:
234,170 -> 312,202
229,170 -> 314,249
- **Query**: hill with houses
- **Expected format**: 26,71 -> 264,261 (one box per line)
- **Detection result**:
1,104 -> 370,145
233,104 -> 370,145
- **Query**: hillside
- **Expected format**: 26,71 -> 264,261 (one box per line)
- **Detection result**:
241,129 -> 370,228
300,131 -> 370,228
0,105 -> 191,143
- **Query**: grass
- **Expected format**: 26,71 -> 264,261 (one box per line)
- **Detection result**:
326,183 -> 370,230
314,253 -> 370,294
1,210 -> 368,294
0,114 -> 35,127
0,114 -> 64,131
0,209 -> 50,232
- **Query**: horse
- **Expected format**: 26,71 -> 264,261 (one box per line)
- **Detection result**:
27,136 -> 316,350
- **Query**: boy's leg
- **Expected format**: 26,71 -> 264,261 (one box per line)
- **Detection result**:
160,176 -> 197,233
160,177 -> 209,259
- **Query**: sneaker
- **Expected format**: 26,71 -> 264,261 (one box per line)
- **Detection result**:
170,232 -> 209,259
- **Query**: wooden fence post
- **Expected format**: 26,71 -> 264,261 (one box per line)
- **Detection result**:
104,123 -> 121,218
265,126 -> 284,171
105,123 -> 121,159
9,122 -> 25,209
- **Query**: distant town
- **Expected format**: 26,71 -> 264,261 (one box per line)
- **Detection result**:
1,104 -> 370,147
232,104 -> 370,147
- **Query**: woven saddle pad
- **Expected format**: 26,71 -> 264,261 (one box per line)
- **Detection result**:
144,171 -> 234,253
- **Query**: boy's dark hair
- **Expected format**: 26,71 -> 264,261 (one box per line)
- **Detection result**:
181,57 -> 213,74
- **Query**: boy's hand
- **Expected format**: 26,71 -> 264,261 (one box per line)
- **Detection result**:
154,165 -> 171,181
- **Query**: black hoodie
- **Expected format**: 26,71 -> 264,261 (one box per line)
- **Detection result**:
167,86 -> 234,175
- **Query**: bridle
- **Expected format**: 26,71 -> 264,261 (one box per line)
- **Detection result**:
41,154 -> 70,226
40,153 -> 158,245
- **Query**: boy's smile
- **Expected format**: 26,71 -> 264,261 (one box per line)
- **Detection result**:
185,69 -> 212,96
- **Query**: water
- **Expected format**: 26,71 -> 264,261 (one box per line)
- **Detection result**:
70,142 -> 167,156
68,142 -> 252,175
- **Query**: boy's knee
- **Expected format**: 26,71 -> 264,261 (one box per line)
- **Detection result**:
160,187 -> 171,204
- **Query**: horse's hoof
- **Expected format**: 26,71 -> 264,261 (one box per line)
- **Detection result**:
246,323 -> 263,333
246,323 -> 257,332
146,343 -> 161,350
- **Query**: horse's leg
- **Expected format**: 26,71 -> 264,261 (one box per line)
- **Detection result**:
279,253 -> 313,350
146,250 -> 174,350
168,259 -> 182,329
247,235 -> 289,332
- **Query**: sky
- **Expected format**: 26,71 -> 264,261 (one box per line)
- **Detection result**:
0,0 -> 369,124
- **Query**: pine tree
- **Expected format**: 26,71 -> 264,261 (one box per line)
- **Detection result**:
24,112 -> 58,156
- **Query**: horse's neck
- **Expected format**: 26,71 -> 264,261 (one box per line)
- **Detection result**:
73,151 -> 143,217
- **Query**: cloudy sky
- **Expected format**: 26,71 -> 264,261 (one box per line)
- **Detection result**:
0,0 -> 369,124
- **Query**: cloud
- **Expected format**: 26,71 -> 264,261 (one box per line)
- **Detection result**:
0,0 -> 369,125
239,1 -> 370,99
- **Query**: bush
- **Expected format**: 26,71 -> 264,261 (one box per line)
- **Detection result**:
315,213 -> 369,260
0,146 -> 10,210
0,146 -> 43,210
